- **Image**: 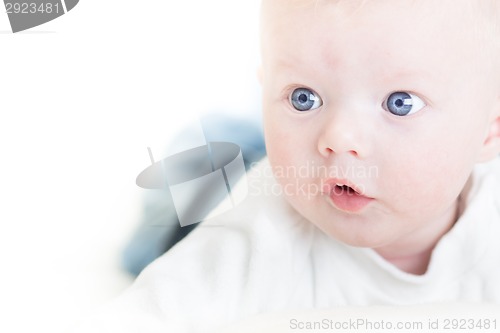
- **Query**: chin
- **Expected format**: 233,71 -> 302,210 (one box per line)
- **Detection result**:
322,226 -> 392,249
337,237 -> 382,249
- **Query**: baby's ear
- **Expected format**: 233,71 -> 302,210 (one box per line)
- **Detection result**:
478,110 -> 500,163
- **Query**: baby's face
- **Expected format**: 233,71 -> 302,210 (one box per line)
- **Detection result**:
260,0 -> 500,253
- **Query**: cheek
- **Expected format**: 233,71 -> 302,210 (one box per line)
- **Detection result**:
380,99 -> 490,207
382,132 -> 475,213
263,106 -> 309,168
263,108 -> 322,209
264,127 -> 307,189
264,120 -> 291,170
263,110 -> 295,193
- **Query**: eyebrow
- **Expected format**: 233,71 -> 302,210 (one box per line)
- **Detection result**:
379,69 -> 437,87
275,57 -> 434,80
271,54 -> 438,91
272,57 -> 301,70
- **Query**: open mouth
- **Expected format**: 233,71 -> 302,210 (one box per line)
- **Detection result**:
323,179 -> 373,213
334,184 -> 358,196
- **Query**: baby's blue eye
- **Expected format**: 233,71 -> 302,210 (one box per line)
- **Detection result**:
384,92 -> 426,116
290,88 -> 323,112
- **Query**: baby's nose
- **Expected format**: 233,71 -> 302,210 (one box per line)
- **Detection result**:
317,105 -> 372,159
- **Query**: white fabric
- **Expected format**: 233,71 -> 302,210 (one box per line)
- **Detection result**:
74,157 -> 500,333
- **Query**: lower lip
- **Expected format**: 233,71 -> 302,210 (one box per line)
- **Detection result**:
327,187 -> 374,213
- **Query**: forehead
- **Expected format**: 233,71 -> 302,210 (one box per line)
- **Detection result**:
260,0 -> 489,78
261,0 -> 481,33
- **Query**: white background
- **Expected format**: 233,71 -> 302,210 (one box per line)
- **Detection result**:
0,0 -> 261,332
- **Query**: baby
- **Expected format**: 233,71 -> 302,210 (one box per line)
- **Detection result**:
260,0 -> 500,275
75,0 -> 500,332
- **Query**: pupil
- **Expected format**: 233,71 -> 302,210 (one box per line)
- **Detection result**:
298,94 -> 308,103
395,99 -> 404,107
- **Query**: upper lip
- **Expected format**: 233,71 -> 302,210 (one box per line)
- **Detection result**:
322,178 -> 371,197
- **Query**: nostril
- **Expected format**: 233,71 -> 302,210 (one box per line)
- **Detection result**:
323,147 -> 358,157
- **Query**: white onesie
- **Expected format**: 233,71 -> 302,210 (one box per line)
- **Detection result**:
74,157 -> 500,333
